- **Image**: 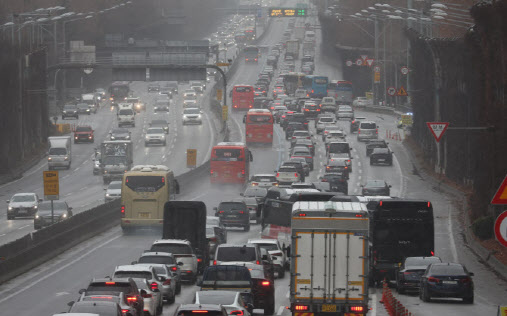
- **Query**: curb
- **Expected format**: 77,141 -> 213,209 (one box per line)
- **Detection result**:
360,107 -> 507,280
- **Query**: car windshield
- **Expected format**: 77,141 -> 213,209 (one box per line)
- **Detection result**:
430,265 -> 466,275
108,182 -> 122,190
184,108 -> 200,114
207,217 -> 220,226
64,105 -> 76,110
114,271 -> 152,279
197,292 -> 236,305
365,180 -> 385,187
153,266 -> 168,276
75,127 -> 91,132
253,176 -> 276,182
48,148 -> 67,155
147,128 -> 164,134
361,122 -> 377,129
77,104 -> 88,109
12,195 -> 35,202
150,243 -> 192,254
119,109 -> 133,115
112,128 -> 128,134
279,167 -> 295,172
320,117 -> 334,123
405,257 -> 441,267
219,202 -> 246,211
139,255 -> 175,265
38,201 -> 66,211
253,243 -> 278,252
217,247 -> 256,261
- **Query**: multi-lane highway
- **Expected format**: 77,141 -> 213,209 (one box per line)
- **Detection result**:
0,4 -> 506,316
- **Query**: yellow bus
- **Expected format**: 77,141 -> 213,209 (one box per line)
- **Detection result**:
121,165 -> 180,232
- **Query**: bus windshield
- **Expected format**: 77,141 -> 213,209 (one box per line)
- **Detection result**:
248,115 -> 272,123
125,176 -> 165,192
213,148 -> 243,161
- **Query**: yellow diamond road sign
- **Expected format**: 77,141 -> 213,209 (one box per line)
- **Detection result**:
43,170 -> 59,200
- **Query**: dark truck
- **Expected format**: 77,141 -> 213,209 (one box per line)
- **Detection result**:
163,201 -> 210,274
370,199 -> 435,286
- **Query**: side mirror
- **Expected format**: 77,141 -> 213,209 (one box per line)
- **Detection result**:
388,185 -> 392,188
140,289 -> 147,296
104,188 -> 107,191
159,276 -> 166,281
262,254 -> 268,260
469,272 -> 474,276
78,288 -> 86,294
239,193 -> 244,196
178,261 -> 184,266
67,301 -> 75,307
6,200 -> 10,203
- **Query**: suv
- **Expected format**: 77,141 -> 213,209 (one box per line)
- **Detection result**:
117,108 -> 135,127
337,105 -> 354,120
144,127 -> 166,146
61,104 -> 79,119
282,161 -> 307,179
149,119 -> 169,134
148,83 -> 160,92
248,239 -> 288,278
290,130 -> 312,147
370,147 -> 393,166
302,101 -> 320,117
7,192 -> 41,219
134,252 -> 182,294
292,138 -> 315,156
325,159 -> 349,179
320,97 -> 336,112
214,201 -> 250,231
316,115 -> 337,134
290,146 -> 314,170
149,239 -> 199,283
73,125 -> 94,143
276,165 -> 300,185
366,140 -> 388,156
175,304 -> 228,316
81,278 -> 144,315
250,174 -> 278,188
357,121 -> 378,141
214,244 -> 261,266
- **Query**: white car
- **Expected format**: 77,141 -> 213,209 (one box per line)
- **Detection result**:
194,291 -> 252,316
290,130 -> 312,146
353,97 -> 370,107
295,88 -> 307,99
104,181 -> 122,202
250,174 -> 278,188
316,116 -> 337,134
336,105 -> 354,120
325,130 -> 347,144
248,238 -> 288,278
133,278 -> 163,316
182,107 -> 203,125
149,263 -> 177,303
145,127 -> 166,146
275,166 -> 300,186
150,239 -> 199,283
7,193 -> 41,219
320,97 -> 336,112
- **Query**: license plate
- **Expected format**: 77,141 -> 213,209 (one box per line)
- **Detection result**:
227,215 -> 238,218
442,281 -> 457,285
139,212 -> 150,218
378,159 -> 385,162
321,304 -> 336,312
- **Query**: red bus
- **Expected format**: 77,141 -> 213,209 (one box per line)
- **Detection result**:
244,109 -> 274,145
232,85 -> 254,110
210,142 -> 253,184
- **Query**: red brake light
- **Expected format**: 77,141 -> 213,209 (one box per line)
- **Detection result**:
239,211 -> 244,214
299,213 -> 306,217
355,214 -> 363,217
428,202 -> 431,208
231,311 -> 244,316
219,211 -> 224,214
122,309 -> 130,314
127,296 -> 137,301
428,276 -> 440,283
261,281 -> 270,286
350,306 -> 364,312
460,277 -> 471,283
294,305 -> 309,311
192,311 -> 209,314
213,260 -> 217,265
197,258 -> 203,262
321,178 -> 328,182
161,176 -> 165,183
171,266 -> 177,271
105,282 -> 115,285
276,172 -> 279,177
295,173 -> 298,177
379,201 -> 383,207
150,282 -> 158,291
256,260 -> 260,265
121,206 -> 125,217
431,251 -> 435,256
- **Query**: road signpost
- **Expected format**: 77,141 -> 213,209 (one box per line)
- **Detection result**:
216,89 -> 223,101
222,105 -> 228,121
387,87 -> 396,96
426,122 -> 449,142
43,171 -> 59,224
187,149 -> 197,168
494,211 -> 507,248
346,60 -> 353,67
374,72 -> 380,83
491,175 -> 507,205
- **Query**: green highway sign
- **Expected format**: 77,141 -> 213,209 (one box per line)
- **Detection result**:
269,8 -> 306,17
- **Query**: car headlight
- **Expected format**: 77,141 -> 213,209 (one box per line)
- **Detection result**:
106,193 -> 110,197
63,111 -> 67,113
35,214 -> 39,219
64,156 -> 69,161
8,206 -> 13,211
145,136 -> 150,141
61,213 -> 67,218
33,205 -> 37,209
110,136 -> 115,140
48,157 -> 52,161
126,135 -> 130,139
161,135 -> 166,140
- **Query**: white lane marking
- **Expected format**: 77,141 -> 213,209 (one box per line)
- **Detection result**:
0,232 -> 121,304
18,225 -> 29,230
371,292 -> 377,316
357,161 -> 361,167
285,291 -> 290,298
448,205 -> 458,262
203,112 -> 215,165
190,192 -> 208,201
277,306 -> 284,315
0,233 -> 6,237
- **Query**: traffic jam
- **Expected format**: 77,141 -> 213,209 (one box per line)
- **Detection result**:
1,1 -> 506,316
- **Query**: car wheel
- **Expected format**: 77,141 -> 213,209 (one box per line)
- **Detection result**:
61,116 -> 64,120
156,303 -> 163,315
244,224 -> 250,232
264,299 -> 275,315
256,217 -> 261,224
168,293 -> 176,304
464,295 -> 474,304
421,286 -> 431,302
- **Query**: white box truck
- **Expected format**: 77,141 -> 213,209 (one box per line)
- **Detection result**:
285,40 -> 300,60
48,136 -> 72,170
289,201 -> 369,316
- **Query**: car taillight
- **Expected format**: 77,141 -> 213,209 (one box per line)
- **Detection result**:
106,281 -> 116,285
127,296 -> 137,302
352,120 -> 355,124
219,211 -> 224,214
256,260 -> 260,265
276,173 -> 279,177
358,129 -> 361,134
321,178 -> 328,182
428,276 -> 440,283
150,282 -> 158,291
350,306 -> 364,312
122,309 -> 130,314
271,252 -> 283,256
163,279 -> 172,285
213,260 -> 217,265
171,266 -> 177,271
239,211 -> 244,214
121,206 -> 125,217
197,258 -> 203,262
192,311 -> 209,314
231,311 -> 244,316
460,277 -> 471,283
376,128 -> 378,134
261,281 -> 270,286
209,237 -> 217,242
403,272 -> 414,276
295,173 -> 298,177
294,305 -> 309,311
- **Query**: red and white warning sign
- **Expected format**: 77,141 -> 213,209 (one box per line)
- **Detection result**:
387,87 -> 396,96
491,175 -> 507,205
360,55 -> 368,61
494,211 -> 507,247
426,122 -> 449,142
366,58 -> 375,67
355,59 -> 363,66
401,66 -> 409,75
346,60 -> 353,67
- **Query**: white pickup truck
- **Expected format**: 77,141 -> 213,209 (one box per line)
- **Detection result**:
275,166 -> 300,186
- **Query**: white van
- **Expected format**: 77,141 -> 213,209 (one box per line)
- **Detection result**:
305,31 -> 316,43
81,94 -> 98,113
48,136 -> 72,170
357,121 -> 378,141
117,103 -> 135,127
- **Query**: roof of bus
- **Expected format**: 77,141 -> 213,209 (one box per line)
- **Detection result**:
234,84 -> 253,87
216,142 -> 246,147
247,109 -> 271,114
111,81 -> 129,86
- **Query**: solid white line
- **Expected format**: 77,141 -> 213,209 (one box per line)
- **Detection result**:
371,292 -> 377,316
18,225 -> 29,230
277,306 -> 284,315
0,234 -> 6,237
285,291 -> 290,298
203,112 -> 215,165
448,205 -> 458,262
0,232 -> 121,304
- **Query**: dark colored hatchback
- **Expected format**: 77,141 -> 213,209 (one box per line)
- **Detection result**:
419,263 -> 474,303
366,140 -> 389,156
370,147 -> 393,166
396,256 -> 442,294
214,201 -> 250,231
285,122 -> 307,139
320,172 -> 348,195
361,179 -> 391,196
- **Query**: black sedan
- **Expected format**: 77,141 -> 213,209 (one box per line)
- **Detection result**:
420,263 -> 474,303
361,179 -> 391,196
34,200 -> 73,229
320,172 -> 348,195
396,256 -> 442,294
366,140 -> 389,156
370,147 -> 393,166
109,128 -> 131,140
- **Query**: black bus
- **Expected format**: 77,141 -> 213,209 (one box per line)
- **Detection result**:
370,200 -> 434,285
108,81 -> 130,104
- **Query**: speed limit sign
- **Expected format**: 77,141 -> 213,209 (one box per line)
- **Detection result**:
346,60 -> 353,67
387,87 -> 396,96
374,66 -> 381,73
